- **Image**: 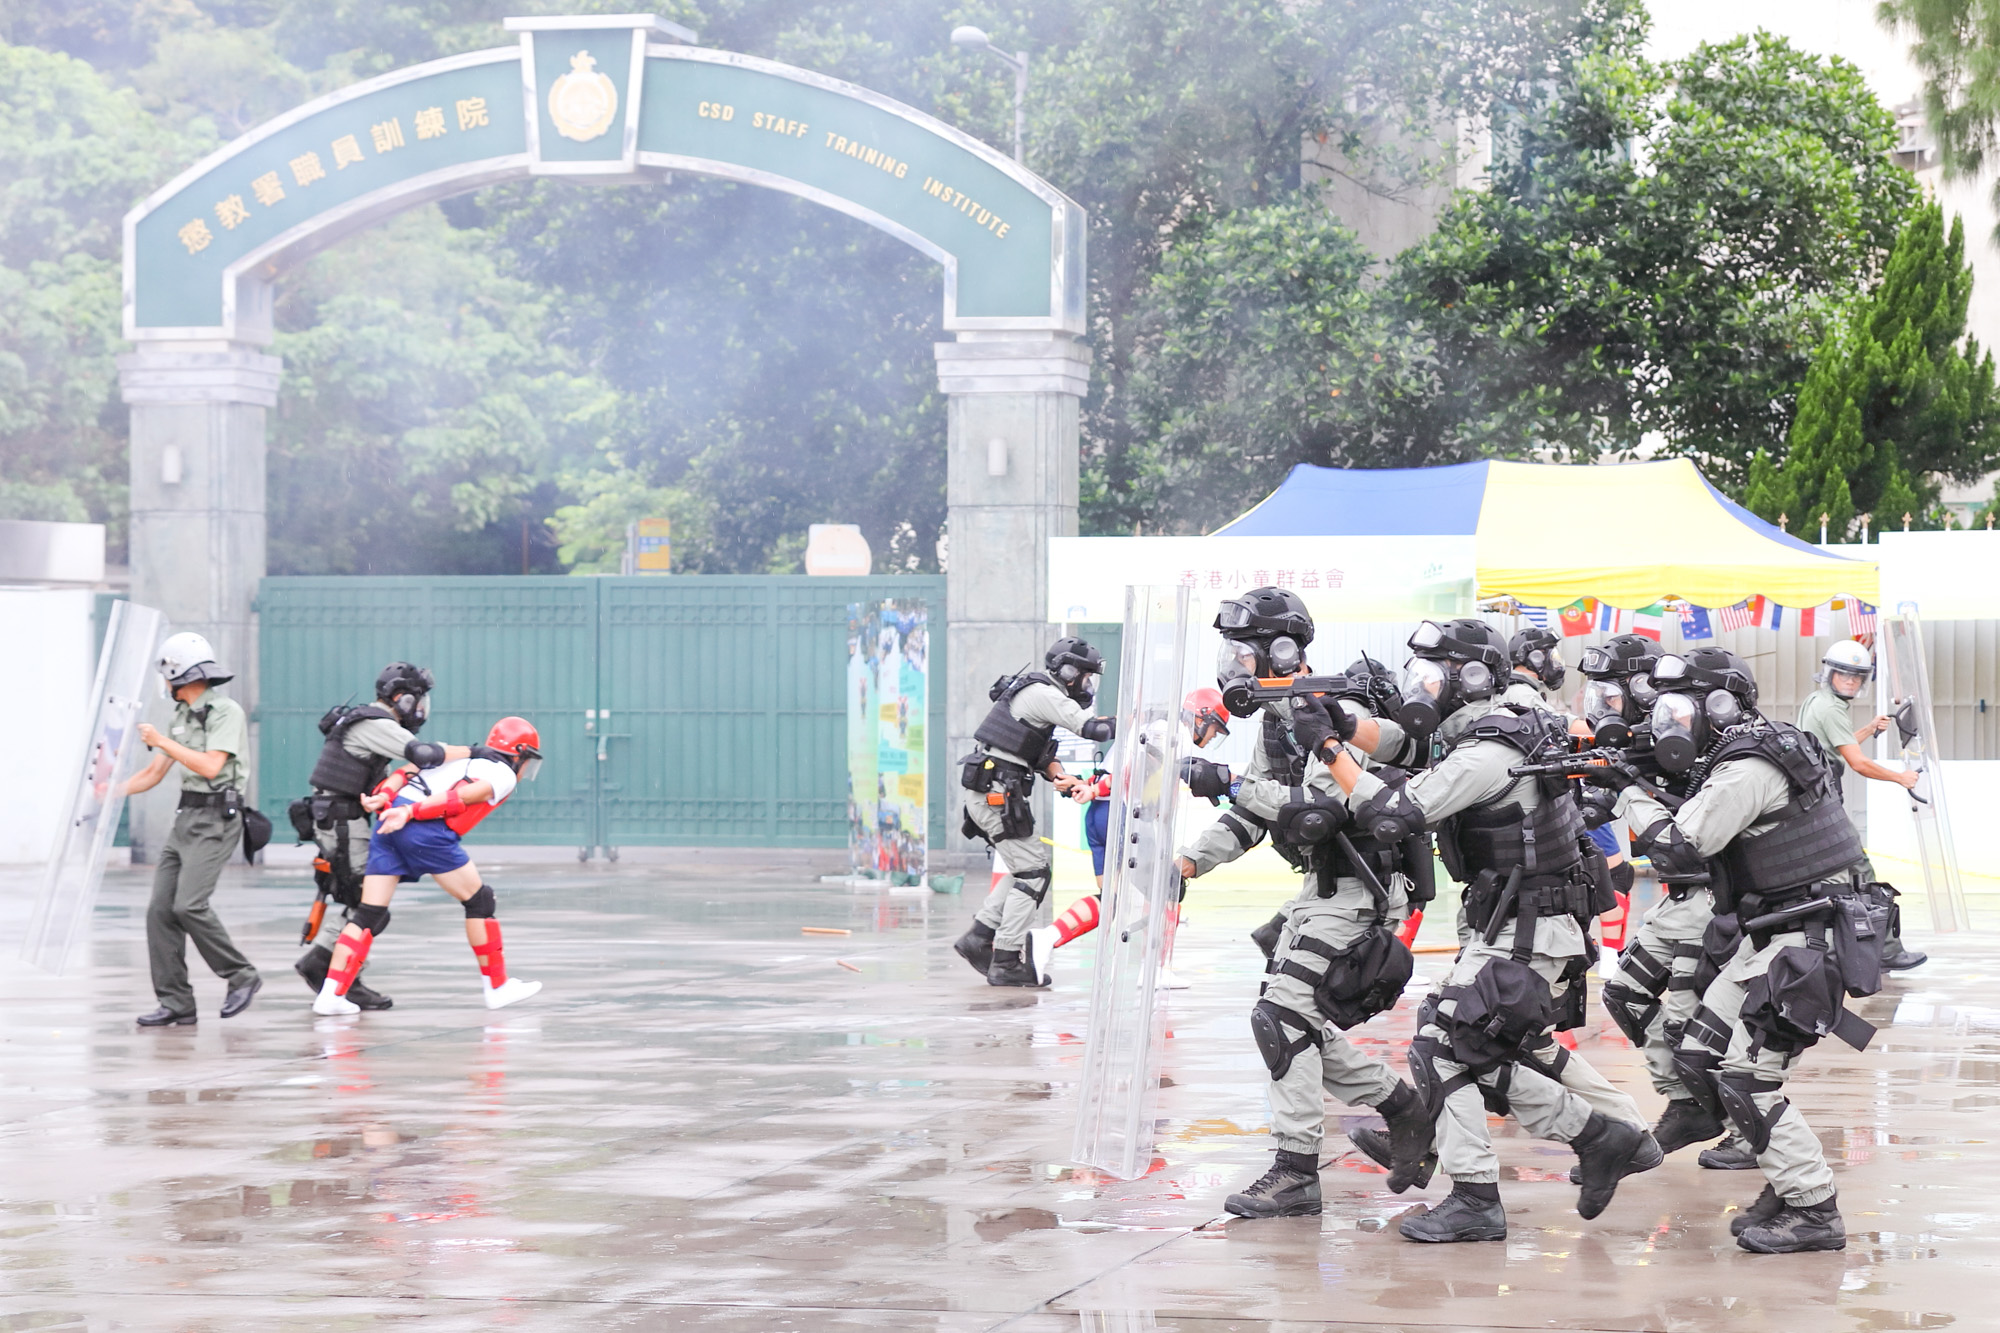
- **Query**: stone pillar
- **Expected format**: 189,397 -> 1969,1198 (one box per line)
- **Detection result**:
118,341 -> 281,860
935,332 -> 1091,857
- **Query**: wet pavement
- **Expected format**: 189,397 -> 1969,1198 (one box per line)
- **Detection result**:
0,849 -> 1992,1331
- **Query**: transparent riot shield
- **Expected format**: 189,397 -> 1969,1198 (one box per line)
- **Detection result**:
1878,611 -> 1972,933
22,600 -> 167,973
1072,584 -> 1190,1179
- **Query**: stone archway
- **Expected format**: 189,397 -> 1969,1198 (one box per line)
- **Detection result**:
118,13 -> 1088,855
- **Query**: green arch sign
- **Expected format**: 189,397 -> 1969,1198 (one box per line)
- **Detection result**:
124,14 -> 1087,341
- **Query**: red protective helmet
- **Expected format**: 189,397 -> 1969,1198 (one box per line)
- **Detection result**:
485,717 -> 542,779
1181,687 -> 1230,747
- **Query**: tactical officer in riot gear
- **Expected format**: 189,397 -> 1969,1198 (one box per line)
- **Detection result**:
1171,591 -> 1434,1219
1796,639 -> 1925,971
1312,618 -> 1658,1242
1501,626 -> 1569,713
953,637 -> 1115,987
292,663 -> 471,1008
1597,647 -> 1876,1253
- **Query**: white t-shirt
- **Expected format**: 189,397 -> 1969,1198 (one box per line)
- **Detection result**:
399,755 -> 517,807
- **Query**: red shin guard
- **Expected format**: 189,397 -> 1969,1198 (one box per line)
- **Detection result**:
471,921 -> 507,986
1053,895 -> 1101,947
328,930 -> 374,995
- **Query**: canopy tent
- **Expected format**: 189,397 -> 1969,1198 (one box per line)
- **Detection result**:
1216,459 -> 1877,609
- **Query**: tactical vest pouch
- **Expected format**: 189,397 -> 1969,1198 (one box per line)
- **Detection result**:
1833,892 -> 1889,998
1552,953 -> 1591,1032
1441,957 -> 1552,1071
1291,927 -> 1414,1030
1582,841 -> 1618,917
1461,869 -> 1504,936
959,752 -> 993,792
1740,935 -> 1875,1055
1693,912 -> 1742,994
1435,813 -> 1469,883
286,797 -> 316,844
1403,832 -> 1438,907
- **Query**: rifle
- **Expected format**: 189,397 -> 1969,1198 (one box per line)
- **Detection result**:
1220,672 -> 1353,719
1508,748 -> 1686,811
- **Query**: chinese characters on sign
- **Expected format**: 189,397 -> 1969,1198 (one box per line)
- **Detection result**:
1176,568 -> 1344,592
178,101 -> 491,260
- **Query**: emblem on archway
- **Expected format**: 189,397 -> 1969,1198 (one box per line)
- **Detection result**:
549,51 -> 617,141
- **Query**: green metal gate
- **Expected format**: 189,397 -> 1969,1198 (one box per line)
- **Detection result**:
258,575 -> 946,852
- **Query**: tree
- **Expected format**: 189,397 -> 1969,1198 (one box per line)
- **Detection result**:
1373,26 -> 1914,487
1743,199 -> 2000,537
1882,0 -> 2000,233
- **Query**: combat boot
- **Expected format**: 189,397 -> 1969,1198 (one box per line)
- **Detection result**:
295,944 -> 333,992
953,921 -> 996,975
1737,1194 -> 1846,1253
1347,1082 -> 1437,1193
1571,1112 -> 1648,1220
1699,1134 -> 1759,1170
1651,1096 -> 1725,1155
1569,1121 -> 1664,1183
1729,1183 -> 1784,1237
346,977 -> 394,1010
1881,946 -> 1928,971
1398,1182 -> 1506,1242
1224,1150 -> 1321,1218
986,949 -> 1043,988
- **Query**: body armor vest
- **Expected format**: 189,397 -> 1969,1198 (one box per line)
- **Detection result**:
972,672 -> 1060,768
1261,711 -> 1309,785
308,704 -> 399,798
1438,706 -> 1586,880
1712,721 -> 1863,900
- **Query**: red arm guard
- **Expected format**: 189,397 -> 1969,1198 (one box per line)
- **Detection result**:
373,771 -> 411,800
408,784 -> 469,822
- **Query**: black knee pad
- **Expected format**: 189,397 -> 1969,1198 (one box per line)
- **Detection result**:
1601,979 -> 1663,1049
1251,999 -> 1320,1080
1616,939 -> 1671,996
1671,1048 -> 1724,1121
462,885 -> 496,919
351,902 -> 391,935
1715,1072 -> 1785,1154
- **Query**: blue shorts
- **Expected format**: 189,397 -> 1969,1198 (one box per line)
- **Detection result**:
1085,799 -> 1110,876
365,817 -> 470,880
1587,824 -> 1621,859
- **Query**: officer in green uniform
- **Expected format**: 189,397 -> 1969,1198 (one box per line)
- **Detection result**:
125,633 -> 262,1026
1795,640 -> 1925,970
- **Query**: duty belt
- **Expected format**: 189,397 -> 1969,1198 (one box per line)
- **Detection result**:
311,793 -> 368,822
177,790 -> 229,809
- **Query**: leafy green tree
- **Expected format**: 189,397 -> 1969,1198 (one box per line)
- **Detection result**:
1743,199 -> 1999,537
0,42 -> 199,540
1372,26 -> 1914,487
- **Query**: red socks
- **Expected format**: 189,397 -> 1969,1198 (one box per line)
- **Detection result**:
471,921 -> 508,985
1053,895 -> 1101,947
328,930 -> 373,995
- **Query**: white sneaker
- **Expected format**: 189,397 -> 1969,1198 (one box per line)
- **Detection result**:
483,977 -> 542,1010
1027,926 -> 1057,985
1156,966 -> 1191,990
312,985 -> 360,1016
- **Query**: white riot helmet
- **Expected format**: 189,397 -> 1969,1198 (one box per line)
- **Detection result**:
1819,639 -> 1872,700
157,632 -> 232,689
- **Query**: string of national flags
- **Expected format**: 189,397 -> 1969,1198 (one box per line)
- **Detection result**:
1500,595 -> 1877,642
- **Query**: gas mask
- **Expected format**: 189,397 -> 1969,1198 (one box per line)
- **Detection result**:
1649,689 -> 1747,772
1396,657 -> 1450,741
391,691 -> 430,732
1582,678 -> 1631,747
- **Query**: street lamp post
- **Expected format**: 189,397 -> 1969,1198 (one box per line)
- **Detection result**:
951,25 -> 1028,164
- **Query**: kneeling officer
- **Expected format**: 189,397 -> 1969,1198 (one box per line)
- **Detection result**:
954,638 -> 1115,987
293,662 -> 471,1008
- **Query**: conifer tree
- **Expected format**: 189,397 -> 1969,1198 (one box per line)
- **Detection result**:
1751,200 -> 2000,538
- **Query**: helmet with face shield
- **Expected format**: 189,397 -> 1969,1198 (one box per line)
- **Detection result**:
1181,686 -> 1231,749
1819,639 -> 1873,701
1648,647 -> 1758,772
1397,618 -> 1507,740
1577,633 -> 1664,746
1045,636 -> 1106,705
1213,586 -> 1314,701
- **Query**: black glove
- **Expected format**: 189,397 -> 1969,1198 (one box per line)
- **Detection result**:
1581,759 -> 1640,792
1287,694 -> 1353,757
1580,788 -> 1618,830
1180,756 -> 1233,800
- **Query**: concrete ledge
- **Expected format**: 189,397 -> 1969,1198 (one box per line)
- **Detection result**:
935,335 -> 1091,397
118,346 -> 284,407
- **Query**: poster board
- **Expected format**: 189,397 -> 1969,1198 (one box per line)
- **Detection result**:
846,598 -> 929,879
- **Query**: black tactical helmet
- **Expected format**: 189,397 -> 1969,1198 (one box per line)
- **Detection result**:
1046,636 -> 1106,704
1508,626 -> 1566,692
1213,586 -> 1314,646
1410,618 -> 1508,673
1578,634 -> 1663,681
1654,646 -> 1758,711
376,661 -> 436,731
1396,618 -> 1507,738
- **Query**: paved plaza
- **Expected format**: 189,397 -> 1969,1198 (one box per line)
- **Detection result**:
0,848 -> 1993,1331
